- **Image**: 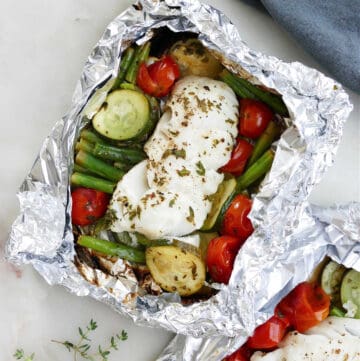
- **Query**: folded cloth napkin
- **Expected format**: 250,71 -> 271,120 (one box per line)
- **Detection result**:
244,0 -> 360,94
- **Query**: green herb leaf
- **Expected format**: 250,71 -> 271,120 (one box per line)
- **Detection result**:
195,161 -> 206,176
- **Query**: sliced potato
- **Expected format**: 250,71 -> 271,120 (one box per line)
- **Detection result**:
146,246 -> 206,296
169,39 -> 223,78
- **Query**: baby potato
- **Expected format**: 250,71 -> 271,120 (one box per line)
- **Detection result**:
169,38 -> 223,78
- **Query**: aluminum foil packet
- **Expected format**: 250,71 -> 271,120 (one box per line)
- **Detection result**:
6,0 -> 353,337
156,202 -> 360,361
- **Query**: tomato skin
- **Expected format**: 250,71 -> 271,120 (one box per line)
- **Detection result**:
137,56 -> 180,97
71,188 -> 109,226
222,194 -> 254,241
223,344 -> 252,361
277,282 -> 330,333
239,99 -> 273,139
220,139 -> 254,176
206,235 -> 242,284
247,316 -> 289,350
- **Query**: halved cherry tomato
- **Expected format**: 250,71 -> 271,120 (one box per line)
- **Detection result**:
137,56 -> 180,97
247,315 -> 289,350
276,282 -> 330,333
221,194 -> 254,242
71,187 -> 109,226
220,139 -> 253,176
206,235 -> 242,284
239,99 -> 273,139
223,344 -> 252,361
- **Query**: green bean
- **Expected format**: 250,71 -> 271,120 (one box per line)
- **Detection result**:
71,172 -> 115,194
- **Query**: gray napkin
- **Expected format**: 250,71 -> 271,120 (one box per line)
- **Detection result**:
245,0 -> 360,94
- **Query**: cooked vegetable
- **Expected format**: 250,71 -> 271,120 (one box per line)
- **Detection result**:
93,143 -> 146,164
340,269 -> 360,318
212,150 -> 274,232
247,315 -> 289,350
247,121 -> 280,167
221,194 -> 253,241
223,345 -> 252,361
235,150 -> 274,193
75,138 -> 94,153
80,128 -> 107,145
92,89 -> 150,141
321,260 -> 347,304
169,39 -> 223,78
76,150 -> 124,182
73,163 -> 93,175
71,188 -> 109,226
146,246 -> 206,296
137,55 -> 180,97
329,305 -> 346,317
201,177 -> 236,231
206,235 -> 242,284
78,235 -> 146,263
71,172 -> 116,194
276,282 -> 330,333
125,42 -> 151,84
113,46 -> 136,89
219,69 -> 288,116
220,139 -> 254,177
238,99 -> 274,139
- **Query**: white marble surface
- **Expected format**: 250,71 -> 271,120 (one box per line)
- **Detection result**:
0,0 -> 359,360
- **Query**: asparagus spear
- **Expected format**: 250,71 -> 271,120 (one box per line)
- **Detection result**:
78,235 -> 146,263
76,150 -> 124,182
71,172 -> 116,194
125,42 -> 151,84
246,121 -> 280,168
93,143 -> 146,164
112,47 -> 136,89
80,129 -> 107,145
219,69 -> 288,116
75,138 -> 94,153
236,150 -> 274,193
329,306 -> 346,317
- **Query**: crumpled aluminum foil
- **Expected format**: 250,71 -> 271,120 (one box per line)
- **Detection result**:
6,0 -> 353,338
156,202 -> 360,361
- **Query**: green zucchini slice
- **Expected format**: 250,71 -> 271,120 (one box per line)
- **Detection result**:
201,177 -> 236,232
340,269 -> 360,318
321,260 -> 347,304
92,89 -> 150,141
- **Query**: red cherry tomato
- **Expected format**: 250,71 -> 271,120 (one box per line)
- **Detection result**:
239,99 -> 273,139
71,187 -> 109,226
247,316 -> 289,350
222,194 -> 254,242
220,139 -> 254,176
223,344 -> 252,361
137,56 -> 180,97
276,282 -> 330,333
206,235 -> 242,284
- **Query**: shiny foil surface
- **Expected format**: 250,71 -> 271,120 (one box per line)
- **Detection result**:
6,0 -> 353,338
156,202 -> 360,360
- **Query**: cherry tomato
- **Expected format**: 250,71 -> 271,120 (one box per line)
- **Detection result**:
239,99 -> 273,139
206,235 -> 242,284
247,315 -> 289,350
220,139 -> 254,176
223,344 -> 252,361
71,187 -> 109,226
222,194 -> 254,242
137,56 -> 180,97
276,282 -> 330,333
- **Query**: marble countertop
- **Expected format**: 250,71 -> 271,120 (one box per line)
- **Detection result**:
0,0 -> 359,360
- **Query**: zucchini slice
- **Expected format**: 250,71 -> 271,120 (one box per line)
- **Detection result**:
340,269 -> 360,318
201,177 -> 236,231
146,246 -> 206,296
321,260 -> 347,304
92,89 -> 150,141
